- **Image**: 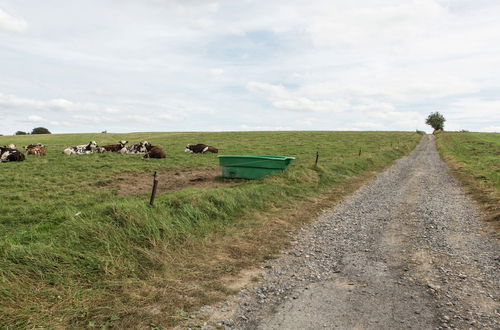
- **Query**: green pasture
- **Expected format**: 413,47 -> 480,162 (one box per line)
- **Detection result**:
436,132 -> 499,223
436,132 -> 499,191
0,131 -> 421,328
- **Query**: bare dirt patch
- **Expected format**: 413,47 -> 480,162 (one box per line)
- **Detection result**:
221,268 -> 263,292
111,169 -> 245,196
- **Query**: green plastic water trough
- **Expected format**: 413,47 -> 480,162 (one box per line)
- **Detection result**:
218,155 -> 295,179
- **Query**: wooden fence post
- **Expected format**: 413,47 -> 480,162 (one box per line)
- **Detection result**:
315,151 -> 319,166
149,171 -> 158,206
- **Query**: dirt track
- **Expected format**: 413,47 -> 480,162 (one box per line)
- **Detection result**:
196,135 -> 499,329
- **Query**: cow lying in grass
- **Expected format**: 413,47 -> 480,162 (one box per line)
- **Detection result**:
0,146 -> 25,162
144,145 -> 166,159
102,140 -> 128,152
185,144 -> 218,154
120,141 -> 151,154
24,144 -> 47,156
63,141 -> 98,155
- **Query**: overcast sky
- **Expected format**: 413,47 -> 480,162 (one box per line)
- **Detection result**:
1,0 -> 499,134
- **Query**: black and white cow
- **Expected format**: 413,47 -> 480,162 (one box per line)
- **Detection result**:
63,141 -> 98,155
185,144 -> 218,154
0,146 -> 25,162
120,141 -> 151,154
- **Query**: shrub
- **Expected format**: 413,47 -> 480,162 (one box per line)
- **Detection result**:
31,127 -> 51,134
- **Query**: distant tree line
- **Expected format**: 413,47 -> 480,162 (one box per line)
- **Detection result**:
14,127 -> 52,135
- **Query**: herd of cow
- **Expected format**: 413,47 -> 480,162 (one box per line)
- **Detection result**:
0,140 -> 218,162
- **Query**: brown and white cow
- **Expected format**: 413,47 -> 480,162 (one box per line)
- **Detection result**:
144,145 -> 166,159
24,144 -> 47,156
102,140 -> 128,152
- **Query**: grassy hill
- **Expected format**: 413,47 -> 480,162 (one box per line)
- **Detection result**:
0,131 -> 421,328
436,132 -> 499,224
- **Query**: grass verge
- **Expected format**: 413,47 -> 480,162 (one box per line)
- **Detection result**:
436,132 -> 499,229
0,131 -> 421,328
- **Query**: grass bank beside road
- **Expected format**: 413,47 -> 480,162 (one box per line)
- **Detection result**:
0,131 -> 421,328
436,132 -> 499,224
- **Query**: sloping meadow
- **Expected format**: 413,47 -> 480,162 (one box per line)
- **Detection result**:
436,132 -> 499,224
0,131 -> 421,328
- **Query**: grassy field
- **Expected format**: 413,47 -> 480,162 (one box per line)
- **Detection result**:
436,132 -> 499,224
0,131 -> 421,328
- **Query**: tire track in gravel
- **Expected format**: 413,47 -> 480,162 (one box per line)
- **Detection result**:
194,135 -> 499,330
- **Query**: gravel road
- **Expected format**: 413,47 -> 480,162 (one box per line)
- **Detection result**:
195,135 -> 499,330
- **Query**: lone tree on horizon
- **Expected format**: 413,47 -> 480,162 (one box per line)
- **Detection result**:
31,127 -> 51,134
425,112 -> 446,132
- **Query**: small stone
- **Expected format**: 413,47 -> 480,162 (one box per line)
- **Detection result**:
428,283 -> 441,290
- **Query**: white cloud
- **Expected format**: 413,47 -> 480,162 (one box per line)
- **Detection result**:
448,98 -> 500,119
481,126 -> 500,132
353,122 -> 385,129
0,93 -> 98,113
71,114 -> 109,123
353,102 -> 396,113
298,72 -> 478,103
124,114 -> 155,124
49,121 -> 65,126
295,117 -> 317,126
0,8 -> 27,32
103,107 -> 121,114
239,124 -> 292,131
306,0 -> 445,48
27,115 -> 46,123
158,114 -> 180,121
247,82 -> 349,113
48,98 -> 78,112
209,68 -> 225,76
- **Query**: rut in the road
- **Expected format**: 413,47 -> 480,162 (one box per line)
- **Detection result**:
196,135 -> 499,330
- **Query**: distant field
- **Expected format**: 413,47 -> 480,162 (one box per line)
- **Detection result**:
436,132 -> 499,223
0,131 -> 421,328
